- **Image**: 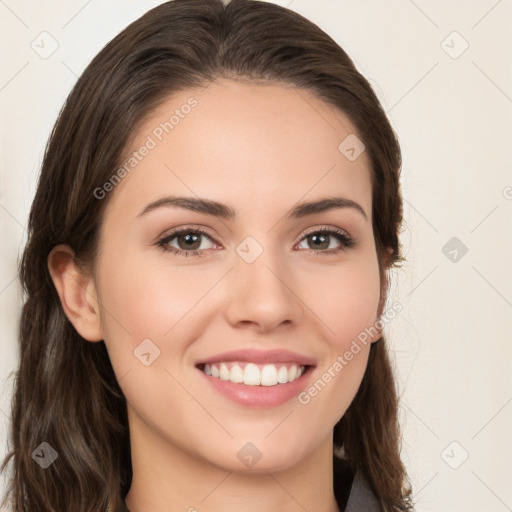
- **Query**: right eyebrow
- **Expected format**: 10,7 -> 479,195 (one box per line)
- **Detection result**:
137,196 -> 235,219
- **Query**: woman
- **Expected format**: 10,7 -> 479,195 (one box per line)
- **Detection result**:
1,0 -> 413,510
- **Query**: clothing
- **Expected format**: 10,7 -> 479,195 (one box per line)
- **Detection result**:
344,469 -> 382,512
115,468 -> 381,512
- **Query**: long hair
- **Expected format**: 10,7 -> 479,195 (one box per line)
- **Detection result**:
1,1 -> 412,510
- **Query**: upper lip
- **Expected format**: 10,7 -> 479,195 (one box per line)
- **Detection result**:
196,349 -> 316,367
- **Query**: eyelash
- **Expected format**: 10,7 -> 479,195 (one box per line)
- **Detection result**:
155,225 -> 356,258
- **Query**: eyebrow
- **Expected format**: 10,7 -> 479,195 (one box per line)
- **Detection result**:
137,195 -> 368,221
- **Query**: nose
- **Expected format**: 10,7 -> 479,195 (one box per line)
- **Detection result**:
223,247 -> 303,333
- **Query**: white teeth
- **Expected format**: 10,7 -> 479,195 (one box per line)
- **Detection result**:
202,362 -> 306,386
260,364 -> 278,386
243,363 -> 261,385
230,364 -> 244,383
277,366 -> 288,384
219,363 -> 230,381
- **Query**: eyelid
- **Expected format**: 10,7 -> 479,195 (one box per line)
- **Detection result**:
295,224 -> 352,244
157,224 -> 219,242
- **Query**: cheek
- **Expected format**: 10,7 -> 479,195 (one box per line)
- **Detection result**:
95,247 -> 227,388
296,270 -> 379,436
305,256 -> 381,350
97,252 -> 209,340
297,255 -> 380,410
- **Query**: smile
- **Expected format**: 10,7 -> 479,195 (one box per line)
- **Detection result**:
200,361 -> 306,386
195,348 -> 316,407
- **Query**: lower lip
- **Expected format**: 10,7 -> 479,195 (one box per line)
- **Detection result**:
197,366 -> 314,408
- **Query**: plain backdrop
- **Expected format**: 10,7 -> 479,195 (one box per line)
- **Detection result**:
1,1 -> 511,511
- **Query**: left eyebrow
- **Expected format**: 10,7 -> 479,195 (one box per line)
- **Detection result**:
137,195 -> 368,221
287,197 -> 368,221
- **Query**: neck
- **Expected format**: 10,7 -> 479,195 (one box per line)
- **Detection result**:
124,409 -> 341,512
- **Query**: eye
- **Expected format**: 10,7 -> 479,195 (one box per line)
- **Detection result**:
156,227 -> 218,257
295,226 -> 355,256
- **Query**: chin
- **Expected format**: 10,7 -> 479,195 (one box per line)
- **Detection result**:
205,440 -> 309,475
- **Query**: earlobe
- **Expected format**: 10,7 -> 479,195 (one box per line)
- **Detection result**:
47,244 -> 103,342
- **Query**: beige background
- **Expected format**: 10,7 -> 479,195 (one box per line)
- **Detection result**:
1,0 -> 511,510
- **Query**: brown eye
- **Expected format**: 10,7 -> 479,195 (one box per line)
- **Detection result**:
296,228 -> 355,255
157,228 -> 218,257
175,232 -> 202,251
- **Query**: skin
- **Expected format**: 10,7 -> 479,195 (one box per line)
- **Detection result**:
48,79 -> 388,512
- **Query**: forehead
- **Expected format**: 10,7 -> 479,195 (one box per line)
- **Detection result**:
105,79 -> 373,222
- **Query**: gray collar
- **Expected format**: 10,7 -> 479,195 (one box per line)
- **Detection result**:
344,469 -> 382,512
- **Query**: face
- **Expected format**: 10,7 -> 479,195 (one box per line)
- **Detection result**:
91,79 -> 382,473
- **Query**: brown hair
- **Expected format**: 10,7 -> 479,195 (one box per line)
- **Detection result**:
1,0 -> 413,510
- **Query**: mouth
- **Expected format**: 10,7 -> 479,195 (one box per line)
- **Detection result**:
196,361 -> 313,386
194,349 -> 316,407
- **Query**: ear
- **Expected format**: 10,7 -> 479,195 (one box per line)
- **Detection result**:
47,244 -> 103,342
369,246 -> 394,344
